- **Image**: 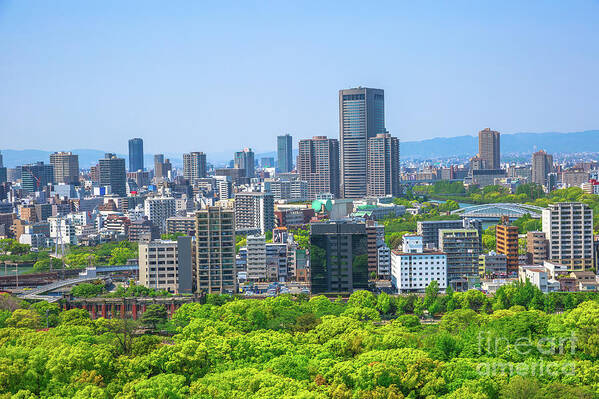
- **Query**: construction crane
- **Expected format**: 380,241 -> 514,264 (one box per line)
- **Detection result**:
22,165 -> 42,191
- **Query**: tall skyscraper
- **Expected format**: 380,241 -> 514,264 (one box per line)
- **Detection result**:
277,134 -> 293,173
128,138 -> 144,172
50,152 -> 79,185
478,128 -> 500,169
532,150 -> 553,186
234,148 -> 255,178
183,152 -> 207,182
367,133 -> 400,197
195,206 -> 236,293
339,87 -> 385,198
0,152 -> 3,167
18,162 -> 54,193
99,153 -> 126,196
297,136 -> 340,199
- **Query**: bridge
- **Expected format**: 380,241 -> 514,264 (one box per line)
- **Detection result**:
451,203 -> 544,219
18,275 -> 109,302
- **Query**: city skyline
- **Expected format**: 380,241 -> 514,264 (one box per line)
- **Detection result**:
1,2 -> 598,153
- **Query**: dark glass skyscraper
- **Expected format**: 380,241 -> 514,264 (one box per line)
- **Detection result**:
128,138 -> 144,172
234,148 -> 255,178
277,134 -> 293,173
339,87 -> 385,198
99,153 -> 126,196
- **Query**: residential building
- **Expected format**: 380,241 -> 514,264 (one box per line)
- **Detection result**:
377,246 -> 391,278
234,192 -> 274,234
277,134 -> 293,173
274,207 -> 315,227
263,179 -> 308,202
339,87 -> 385,198
50,152 -> 79,185
128,138 -> 144,172
562,170 -> 590,188
195,206 -> 236,293
166,216 -> 196,236
138,237 -> 193,294
19,162 -> 54,193
526,231 -> 548,265
99,153 -> 126,197
183,152 -> 207,182
144,197 -> 176,233
128,218 -> 159,242
366,220 -> 385,277
154,154 -> 171,180
266,242 -> 288,281
417,219 -> 482,249
531,150 -> 553,187
391,235 -> 447,293
518,265 -> 560,293
495,217 -> 519,274
234,148 -> 255,178
367,133 -> 400,197
542,202 -> 594,271
438,229 -> 481,291
246,235 -> 266,281
310,221 -> 369,294
478,252 -> 507,277
478,128 -> 500,169
297,136 -> 340,199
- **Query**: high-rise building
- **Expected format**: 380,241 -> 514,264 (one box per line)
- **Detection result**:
154,154 -> 164,178
99,153 -> 126,197
439,229 -> 481,291
138,237 -> 193,294
234,192 -> 274,234
50,152 -> 79,185
183,152 -> 207,182
277,134 -> 293,173
19,162 -> 54,193
367,133 -> 400,197
526,231 -> 548,265
542,202 -> 594,271
495,217 -> 519,274
310,221 -> 369,294
234,148 -> 255,178
195,206 -> 236,293
297,136 -> 340,199
0,152 -> 3,167
339,87 -> 385,198
0,152 -> 5,184
366,220 -> 385,277
128,138 -> 144,172
532,150 -> 553,187
246,235 -> 266,281
144,197 -> 176,233
478,128 -> 500,169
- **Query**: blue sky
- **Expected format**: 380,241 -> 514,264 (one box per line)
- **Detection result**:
1,1 -> 598,155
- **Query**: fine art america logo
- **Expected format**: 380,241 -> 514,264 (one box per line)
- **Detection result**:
476,331 -> 577,377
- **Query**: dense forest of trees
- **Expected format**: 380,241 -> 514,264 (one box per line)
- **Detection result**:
1,283 -> 599,398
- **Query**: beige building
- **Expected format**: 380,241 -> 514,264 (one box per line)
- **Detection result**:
526,231 -> 548,265
138,237 -> 193,294
50,152 -> 79,185
367,133 -> 400,197
478,128 -> 500,169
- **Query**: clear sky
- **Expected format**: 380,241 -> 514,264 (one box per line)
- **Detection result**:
1,1 -> 598,155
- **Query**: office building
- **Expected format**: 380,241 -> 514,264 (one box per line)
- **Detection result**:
183,152 -> 207,182
263,179 -> 308,202
531,150 -> 553,187
439,229 -> 481,291
495,217 -> 519,274
99,153 -> 126,197
261,157 -> 274,168
542,202 -> 594,271
19,162 -> 54,193
234,192 -> 274,234
478,252 -> 507,277
277,134 -> 293,173
50,152 -> 79,185
297,136 -> 340,199
195,206 -> 236,293
310,221 -> 369,294
144,197 -> 176,233
526,231 -> 548,265
367,133 -> 400,197
391,235 -> 447,293
128,138 -> 144,172
478,128 -> 500,169
234,148 -> 255,178
154,154 -> 171,180
138,237 -> 193,294
339,87 -> 385,198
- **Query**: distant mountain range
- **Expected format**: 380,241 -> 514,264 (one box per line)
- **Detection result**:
2,130 -> 598,168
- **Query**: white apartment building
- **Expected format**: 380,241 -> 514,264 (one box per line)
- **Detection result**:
48,216 -> 77,245
234,192 -> 274,234
391,235 -> 447,293
377,245 -> 391,278
144,197 -> 176,233
246,235 -> 267,281
138,237 -> 193,294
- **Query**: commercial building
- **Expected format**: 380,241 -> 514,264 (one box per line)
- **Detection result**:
478,128 -> 500,169
495,218 -> 519,274
542,202 -> 594,271
19,162 -> 54,193
195,206 -> 236,293
99,153 -> 126,197
183,152 -> 207,182
138,237 -> 193,294
339,87 -> 385,198
50,152 -> 79,185
478,252 -> 507,277
526,231 -> 548,265
144,197 -> 176,233
297,136 -> 340,199
391,235 -> 447,293
310,221 -> 369,294
274,207 -> 315,227
277,134 -> 293,173
154,154 -> 171,180
234,148 -> 255,178
531,150 -> 553,187
234,192 -> 274,234
438,229 -> 481,291
128,138 -> 144,172
367,133 -> 400,197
